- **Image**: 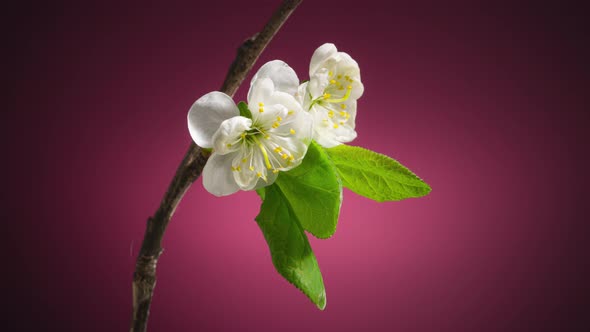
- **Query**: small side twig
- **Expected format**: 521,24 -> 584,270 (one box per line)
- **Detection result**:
130,1 -> 303,331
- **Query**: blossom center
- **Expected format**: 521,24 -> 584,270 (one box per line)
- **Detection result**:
228,112 -> 296,181
308,72 -> 355,129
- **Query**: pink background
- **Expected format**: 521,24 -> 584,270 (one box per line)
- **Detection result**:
9,0 -> 588,331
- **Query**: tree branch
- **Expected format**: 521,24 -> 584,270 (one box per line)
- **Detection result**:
130,1 -> 303,331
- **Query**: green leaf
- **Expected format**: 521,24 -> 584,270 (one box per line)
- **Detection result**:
237,101 -> 252,119
256,184 -> 327,310
275,141 -> 342,239
324,145 -> 431,202
255,187 -> 265,200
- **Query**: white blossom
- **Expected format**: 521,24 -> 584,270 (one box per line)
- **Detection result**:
297,43 -> 364,148
188,61 -> 312,196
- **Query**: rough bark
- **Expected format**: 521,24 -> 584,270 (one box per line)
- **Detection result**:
130,1 -> 303,331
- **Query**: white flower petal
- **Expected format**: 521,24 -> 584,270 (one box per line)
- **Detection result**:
232,149 -> 259,191
343,99 -> 358,128
265,133 -> 309,170
270,105 -> 313,144
233,146 -> 272,190
187,92 -> 239,148
330,56 -> 363,100
295,81 -> 311,108
309,43 -> 338,76
254,169 -> 278,189
249,78 -> 309,127
247,78 -> 275,111
350,79 -> 364,100
202,152 -> 240,197
256,104 -> 312,171
253,103 -> 288,128
311,103 -> 357,148
331,52 -> 360,74
212,116 -> 252,155
248,60 -> 299,99
256,94 -> 302,124
308,69 -> 330,99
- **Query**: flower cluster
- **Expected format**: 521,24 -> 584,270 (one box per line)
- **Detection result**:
188,43 -> 363,196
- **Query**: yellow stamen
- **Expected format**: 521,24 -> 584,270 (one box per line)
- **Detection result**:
249,166 -> 255,171
323,93 -> 331,99
340,111 -> 347,117
290,128 -> 295,135
256,172 -> 262,178
257,142 -> 272,170
281,153 -> 288,160
272,169 -> 279,174
258,102 -> 264,107
328,71 -> 333,77
337,74 -> 342,79
287,110 -> 294,115
226,143 -> 232,148
328,110 -> 334,118
242,158 -> 247,163
276,116 -> 282,122
272,122 -> 280,128
340,104 -> 346,109
236,166 -> 241,172
274,146 -> 282,153
330,79 -> 336,84
325,85 -> 353,103
289,155 -> 295,162
333,124 -> 339,129
259,107 -> 264,113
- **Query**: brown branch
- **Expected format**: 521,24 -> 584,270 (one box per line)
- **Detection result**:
130,1 -> 303,331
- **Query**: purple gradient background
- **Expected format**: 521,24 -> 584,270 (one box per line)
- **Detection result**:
8,0 -> 589,331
